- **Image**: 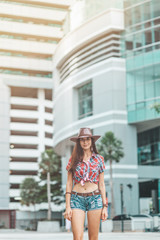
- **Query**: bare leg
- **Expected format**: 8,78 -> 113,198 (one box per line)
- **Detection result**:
71,209 -> 85,240
87,209 -> 102,240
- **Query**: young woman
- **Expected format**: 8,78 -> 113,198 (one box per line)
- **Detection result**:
63,127 -> 108,240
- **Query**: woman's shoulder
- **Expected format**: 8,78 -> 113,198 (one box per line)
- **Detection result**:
92,152 -> 104,161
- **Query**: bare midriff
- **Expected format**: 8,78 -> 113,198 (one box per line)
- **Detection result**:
72,181 -> 98,193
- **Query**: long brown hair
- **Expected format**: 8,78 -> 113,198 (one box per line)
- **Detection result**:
69,138 -> 98,173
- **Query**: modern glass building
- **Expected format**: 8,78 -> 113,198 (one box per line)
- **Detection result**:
123,0 -> 160,213
123,0 -> 160,123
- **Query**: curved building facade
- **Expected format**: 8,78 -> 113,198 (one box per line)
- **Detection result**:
53,8 -> 139,215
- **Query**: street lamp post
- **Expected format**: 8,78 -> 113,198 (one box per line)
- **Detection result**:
120,184 -> 124,232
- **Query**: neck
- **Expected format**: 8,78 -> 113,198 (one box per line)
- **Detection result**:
83,149 -> 92,157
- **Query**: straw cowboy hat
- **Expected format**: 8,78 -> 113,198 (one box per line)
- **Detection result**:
70,127 -> 101,143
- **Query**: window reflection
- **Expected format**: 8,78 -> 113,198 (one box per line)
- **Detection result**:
78,82 -> 93,119
145,30 -> 152,45
138,127 -> 160,166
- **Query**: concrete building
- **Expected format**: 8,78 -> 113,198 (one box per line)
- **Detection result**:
0,0 -> 71,219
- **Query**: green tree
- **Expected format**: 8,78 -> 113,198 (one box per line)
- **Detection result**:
151,102 -> 160,114
39,148 -> 63,220
97,131 -> 124,219
20,178 -> 40,207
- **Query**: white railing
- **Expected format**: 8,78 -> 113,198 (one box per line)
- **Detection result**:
0,56 -> 53,72
10,162 -> 38,171
0,2 -> 67,22
10,123 -> 39,131
10,149 -> 39,158
10,109 -> 39,118
10,136 -> 38,144
0,21 -> 63,39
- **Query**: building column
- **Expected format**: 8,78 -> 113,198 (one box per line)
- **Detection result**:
0,79 -> 10,208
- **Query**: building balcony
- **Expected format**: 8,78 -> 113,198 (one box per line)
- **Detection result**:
0,21 -> 63,40
9,175 -> 38,184
10,149 -> 39,158
11,97 -> 39,106
10,109 -> 39,118
0,38 -> 57,55
10,123 -> 39,131
0,56 -> 53,72
10,136 -> 39,145
10,162 -> 38,171
0,2 -> 67,24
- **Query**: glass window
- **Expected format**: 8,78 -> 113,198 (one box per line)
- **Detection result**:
136,84 -> 144,101
144,22 -> 151,28
137,127 -> 160,166
143,2 -> 151,21
154,18 -> 160,26
126,57 -> 134,70
127,72 -> 135,88
134,54 -> 143,66
154,27 -> 160,43
153,0 -> 160,18
135,70 -> 144,85
78,82 -> 92,119
128,110 -> 136,122
155,80 -> 160,97
153,49 -> 160,63
125,35 -> 133,50
127,87 -> 135,104
136,102 -> 145,109
135,32 -> 143,48
125,9 -> 132,27
133,6 -> 142,24
145,82 -> 155,99
145,30 -> 152,45
154,64 -> 160,80
136,108 -> 145,121
146,100 -> 155,119
135,70 -> 144,101
144,51 -> 153,67
128,104 -> 136,111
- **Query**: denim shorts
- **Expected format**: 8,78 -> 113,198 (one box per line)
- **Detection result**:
70,192 -> 103,211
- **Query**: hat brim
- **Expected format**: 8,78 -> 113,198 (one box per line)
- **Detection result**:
70,135 -> 101,143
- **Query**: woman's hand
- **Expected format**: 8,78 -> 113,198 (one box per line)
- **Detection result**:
63,207 -> 72,221
101,207 -> 108,222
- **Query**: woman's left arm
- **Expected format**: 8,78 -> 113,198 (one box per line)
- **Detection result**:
99,172 -> 108,221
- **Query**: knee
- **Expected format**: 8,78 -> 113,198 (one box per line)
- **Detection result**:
89,235 -> 98,240
73,234 -> 83,240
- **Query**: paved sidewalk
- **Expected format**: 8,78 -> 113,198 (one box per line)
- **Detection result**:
0,231 -> 159,240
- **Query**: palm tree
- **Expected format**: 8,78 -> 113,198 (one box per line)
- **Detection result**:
20,178 -> 40,229
39,149 -> 61,221
97,131 -> 124,219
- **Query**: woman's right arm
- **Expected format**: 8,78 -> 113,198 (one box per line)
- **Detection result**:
64,171 -> 73,221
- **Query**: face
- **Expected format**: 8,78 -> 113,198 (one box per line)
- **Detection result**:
79,137 -> 92,151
